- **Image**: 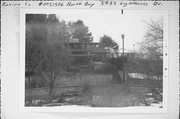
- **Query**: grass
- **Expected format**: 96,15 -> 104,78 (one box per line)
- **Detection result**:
56,73 -> 112,86
25,73 -> 162,107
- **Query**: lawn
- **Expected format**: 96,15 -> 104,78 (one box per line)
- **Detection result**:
25,73 -> 162,107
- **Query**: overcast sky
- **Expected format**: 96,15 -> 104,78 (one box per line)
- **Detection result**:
56,9 -> 164,51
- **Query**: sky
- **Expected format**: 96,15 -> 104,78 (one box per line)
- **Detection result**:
56,9 -> 164,51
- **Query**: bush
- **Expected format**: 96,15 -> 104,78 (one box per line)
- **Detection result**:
93,62 -> 114,74
25,76 -> 47,89
108,57 -> 128,70
77,78 -> 93,105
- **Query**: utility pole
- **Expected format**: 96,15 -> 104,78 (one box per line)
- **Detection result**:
121,34 -> 125,82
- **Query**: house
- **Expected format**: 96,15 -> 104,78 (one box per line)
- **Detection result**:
64,41 -> 107,65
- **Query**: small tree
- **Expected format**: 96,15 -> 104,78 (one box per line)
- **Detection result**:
38,22 -> 71,97
40,43 -> 69,96
139,18 -> 163,60
134,18 -> 163,80
26,14 -> 71,97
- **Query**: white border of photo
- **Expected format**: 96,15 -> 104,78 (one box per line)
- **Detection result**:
1,1 -> 179,119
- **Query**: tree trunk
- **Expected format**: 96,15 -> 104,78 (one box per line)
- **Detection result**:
28,76 -> 32,104
49,82 -> 54,97
111,70 -> 123,84
48,76 -> 55,97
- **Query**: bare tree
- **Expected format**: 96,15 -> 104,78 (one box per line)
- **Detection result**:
26,14 -> 71,98
139,18 -> 163,60
38,23 -> 71,97
129,18 -> 164,80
